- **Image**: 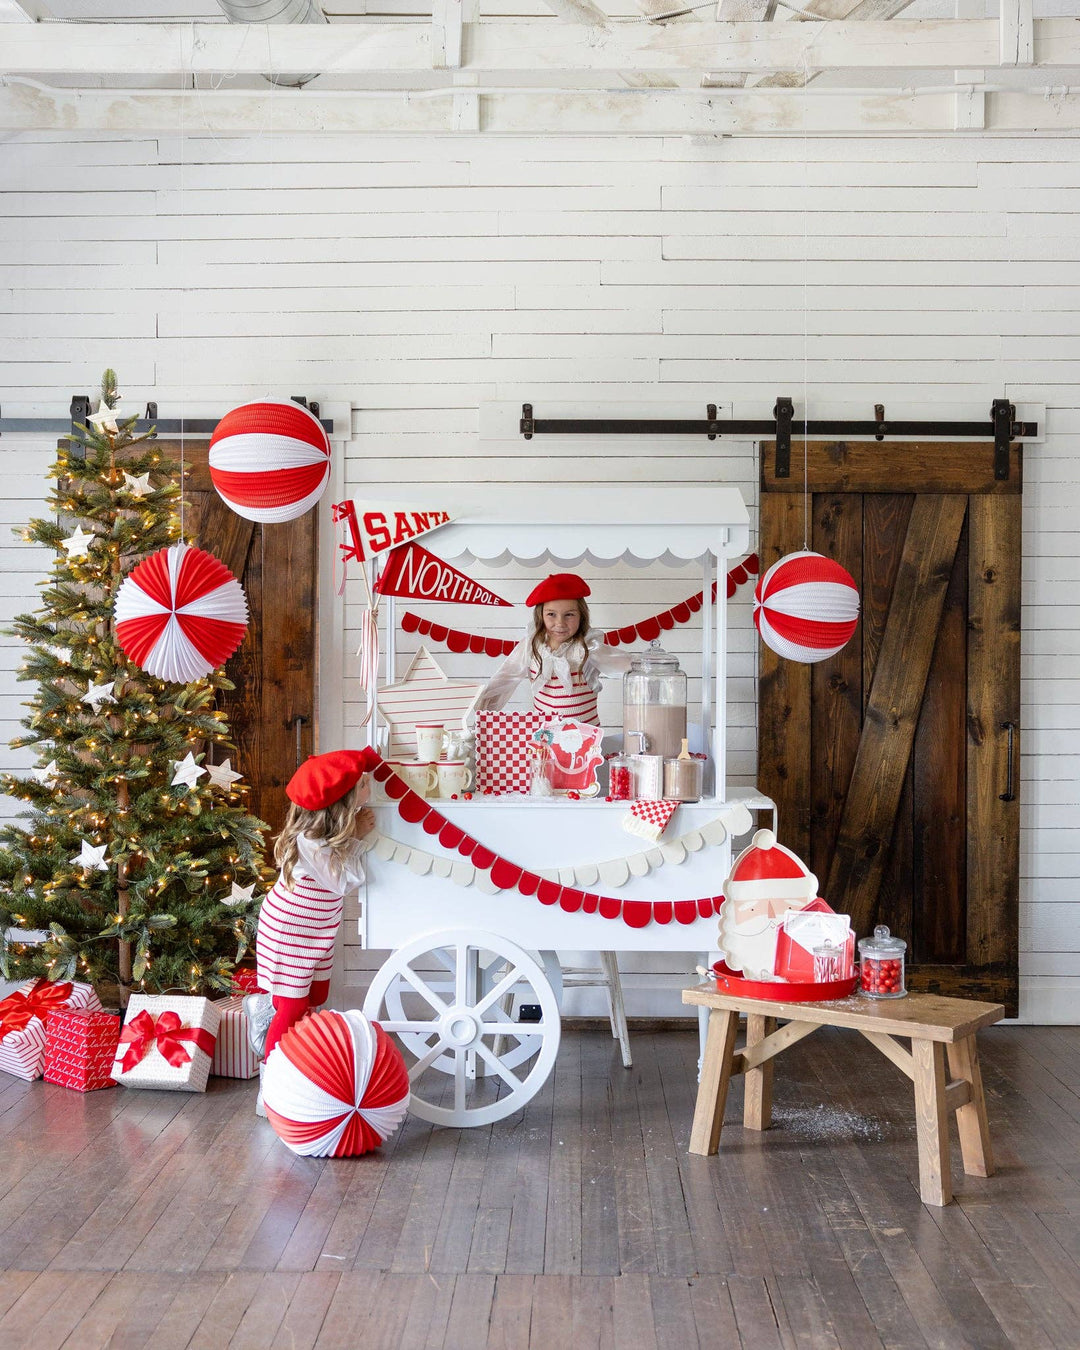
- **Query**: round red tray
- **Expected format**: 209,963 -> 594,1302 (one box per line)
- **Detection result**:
711,961 -> 858,1002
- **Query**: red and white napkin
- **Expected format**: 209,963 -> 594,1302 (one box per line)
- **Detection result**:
621,799 -> 678,842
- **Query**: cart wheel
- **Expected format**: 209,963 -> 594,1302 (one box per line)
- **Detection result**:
364,928 -> 561,1128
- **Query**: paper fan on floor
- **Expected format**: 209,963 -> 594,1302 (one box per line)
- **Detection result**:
114,542 -> 249,684
262,1009 -> 410,1158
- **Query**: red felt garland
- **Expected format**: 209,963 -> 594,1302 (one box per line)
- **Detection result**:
363,746 -> 724,929
400,554 -> 759,657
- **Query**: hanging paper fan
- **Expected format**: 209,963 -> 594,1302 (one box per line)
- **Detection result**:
208,400 -> 331,524
754,550 -> 860,664
114,542 -> 249,683
262,1009 -> 409,1158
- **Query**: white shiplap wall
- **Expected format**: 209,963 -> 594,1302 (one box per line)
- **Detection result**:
1,130 -> 1077,1022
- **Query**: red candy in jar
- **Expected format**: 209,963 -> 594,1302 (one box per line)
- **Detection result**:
857,925 -> 907,999
608,756 -> 633,802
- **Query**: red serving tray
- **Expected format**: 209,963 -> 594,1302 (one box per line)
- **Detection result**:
711,961 -> 858,1002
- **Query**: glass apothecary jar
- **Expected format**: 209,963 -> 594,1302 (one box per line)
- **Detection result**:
858,925 -> 907,999
623,641 -> 687,760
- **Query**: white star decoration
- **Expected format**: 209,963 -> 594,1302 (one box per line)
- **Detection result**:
31,761 -> 58,785
73,840 -> 109,872
205,758 -> 242,791
60,526 -> 96,559
122,471 -> 152,498
224,881 -> 258,908
82,680 -> 117,712
170,752 -> 207,790
88,404 -> 120,434
378,645 -> 483,760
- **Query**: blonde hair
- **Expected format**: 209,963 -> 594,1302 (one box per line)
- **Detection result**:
274,776 -> 368,889
529,597 -> 591,674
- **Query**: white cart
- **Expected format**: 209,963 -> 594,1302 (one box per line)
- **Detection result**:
359,486 -> 762,1127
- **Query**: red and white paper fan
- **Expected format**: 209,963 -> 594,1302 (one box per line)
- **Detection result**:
262,1009 -> 409,1158
209,400 -> 331,524
114,542 -> 248,683
753,550 -> 860,664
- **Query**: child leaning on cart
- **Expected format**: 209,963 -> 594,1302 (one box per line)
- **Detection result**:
475,572 -> 630,726
245,750 -> 374,1077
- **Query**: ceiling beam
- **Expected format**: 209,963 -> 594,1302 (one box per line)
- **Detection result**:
2,82 -> 1079,135
2,20 -> 1079,78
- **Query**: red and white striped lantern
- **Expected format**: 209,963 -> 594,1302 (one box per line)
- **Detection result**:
262,1010 -> 409,1158
208,400 -> 331,524
115,542 -> 248,684
754,550 -> 860,664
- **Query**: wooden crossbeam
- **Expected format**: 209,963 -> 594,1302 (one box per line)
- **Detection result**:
4,84 -> 1080,134
3,19 -> 1080,78
859,1029 -> 915,1080
732,1018 -> 818,1074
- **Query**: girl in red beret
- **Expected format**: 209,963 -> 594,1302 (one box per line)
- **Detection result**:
476,573 -> 630,725
247,751 -> 375,1082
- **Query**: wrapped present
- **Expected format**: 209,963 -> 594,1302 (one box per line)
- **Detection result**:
111,995 -> 221,1093
43,1007 -> 120,1092
211,995 -> 260,1080
475,710 -> 543,795
0,978 -> 103,1082
773,902 -> 854,983
231,968 -> 265,996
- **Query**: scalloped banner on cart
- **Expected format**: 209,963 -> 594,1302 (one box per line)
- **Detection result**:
400,554 -> 759,658
363,763 -> 756,928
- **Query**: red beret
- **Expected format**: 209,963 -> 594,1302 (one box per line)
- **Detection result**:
526,573 -> 591,606
287,750 -> 368,811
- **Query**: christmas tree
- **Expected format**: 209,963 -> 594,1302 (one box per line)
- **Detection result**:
0,371 -> 269,1001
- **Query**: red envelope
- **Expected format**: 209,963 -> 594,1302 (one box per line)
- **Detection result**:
773,899 -> 854,983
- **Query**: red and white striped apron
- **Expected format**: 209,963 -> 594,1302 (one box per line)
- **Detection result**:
255,871 -> 344,999
531,666 -> 600,725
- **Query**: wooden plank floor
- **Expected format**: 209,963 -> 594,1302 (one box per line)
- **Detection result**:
1,1025 -> 1078,1349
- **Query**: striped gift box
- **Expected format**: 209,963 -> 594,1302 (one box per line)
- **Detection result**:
211,995 -> 260,1079
0,979 -> 102,1082
43,1008 -> 120,1092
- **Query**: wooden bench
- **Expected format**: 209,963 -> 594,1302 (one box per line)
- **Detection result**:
682,983 -> 1004,1206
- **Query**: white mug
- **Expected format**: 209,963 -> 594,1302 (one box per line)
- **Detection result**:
415,724 -> 446,761
436,760 -> 470,798
386,759 -> 439,798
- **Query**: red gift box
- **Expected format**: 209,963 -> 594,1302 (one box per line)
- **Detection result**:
231,968 -> 265,995
773,899 -> 854,983
476,710 -> 544,795
43,1007 -> 120,1092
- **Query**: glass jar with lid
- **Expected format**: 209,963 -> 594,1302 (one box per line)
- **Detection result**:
858,925 -> 907,999
623,641 -> 687,760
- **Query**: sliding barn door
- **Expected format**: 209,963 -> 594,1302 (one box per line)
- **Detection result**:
758,441 -> 1021,1013
157,442 -> 318,839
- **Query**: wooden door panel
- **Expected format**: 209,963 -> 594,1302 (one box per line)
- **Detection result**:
759,442 -> 1021,1013
825,494 -> 967,937
153,442 -> 317,840
809,493 -> 864,889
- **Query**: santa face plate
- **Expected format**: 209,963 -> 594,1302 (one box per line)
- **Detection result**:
536,719 -> 604,795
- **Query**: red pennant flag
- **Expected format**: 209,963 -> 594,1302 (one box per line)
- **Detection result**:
332,499 -> 453,565
374,542 -> 511,608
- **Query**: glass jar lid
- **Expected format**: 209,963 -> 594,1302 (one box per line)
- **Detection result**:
629,640 -> 682,674
857,924 -> 907,957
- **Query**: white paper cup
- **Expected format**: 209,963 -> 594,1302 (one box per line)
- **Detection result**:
436,760 -> 470,798
415,724 -> 446,761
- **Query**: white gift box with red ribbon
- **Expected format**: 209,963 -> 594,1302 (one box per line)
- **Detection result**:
0,978 -> 102,1082
111,994 -> 221,1092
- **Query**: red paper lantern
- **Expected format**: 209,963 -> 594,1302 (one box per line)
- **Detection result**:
209,400 -> 331,523
262,1010 -> 409,1157
114,542 -> 248,683
753,550 -> 859,663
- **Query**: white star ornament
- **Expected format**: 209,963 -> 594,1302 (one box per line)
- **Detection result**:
73,840 -> 109,872
60,526 -> 95,559
170,752 -> 207,789
206,758 -> 242,790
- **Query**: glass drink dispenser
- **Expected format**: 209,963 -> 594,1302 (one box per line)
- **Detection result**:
623,641 -> 688,760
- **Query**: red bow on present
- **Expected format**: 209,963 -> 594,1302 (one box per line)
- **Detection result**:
116,1010 -> 216,1073
0,978 -> 73,1043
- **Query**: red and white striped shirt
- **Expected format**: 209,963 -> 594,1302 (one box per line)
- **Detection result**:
255,835 -> 364,998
